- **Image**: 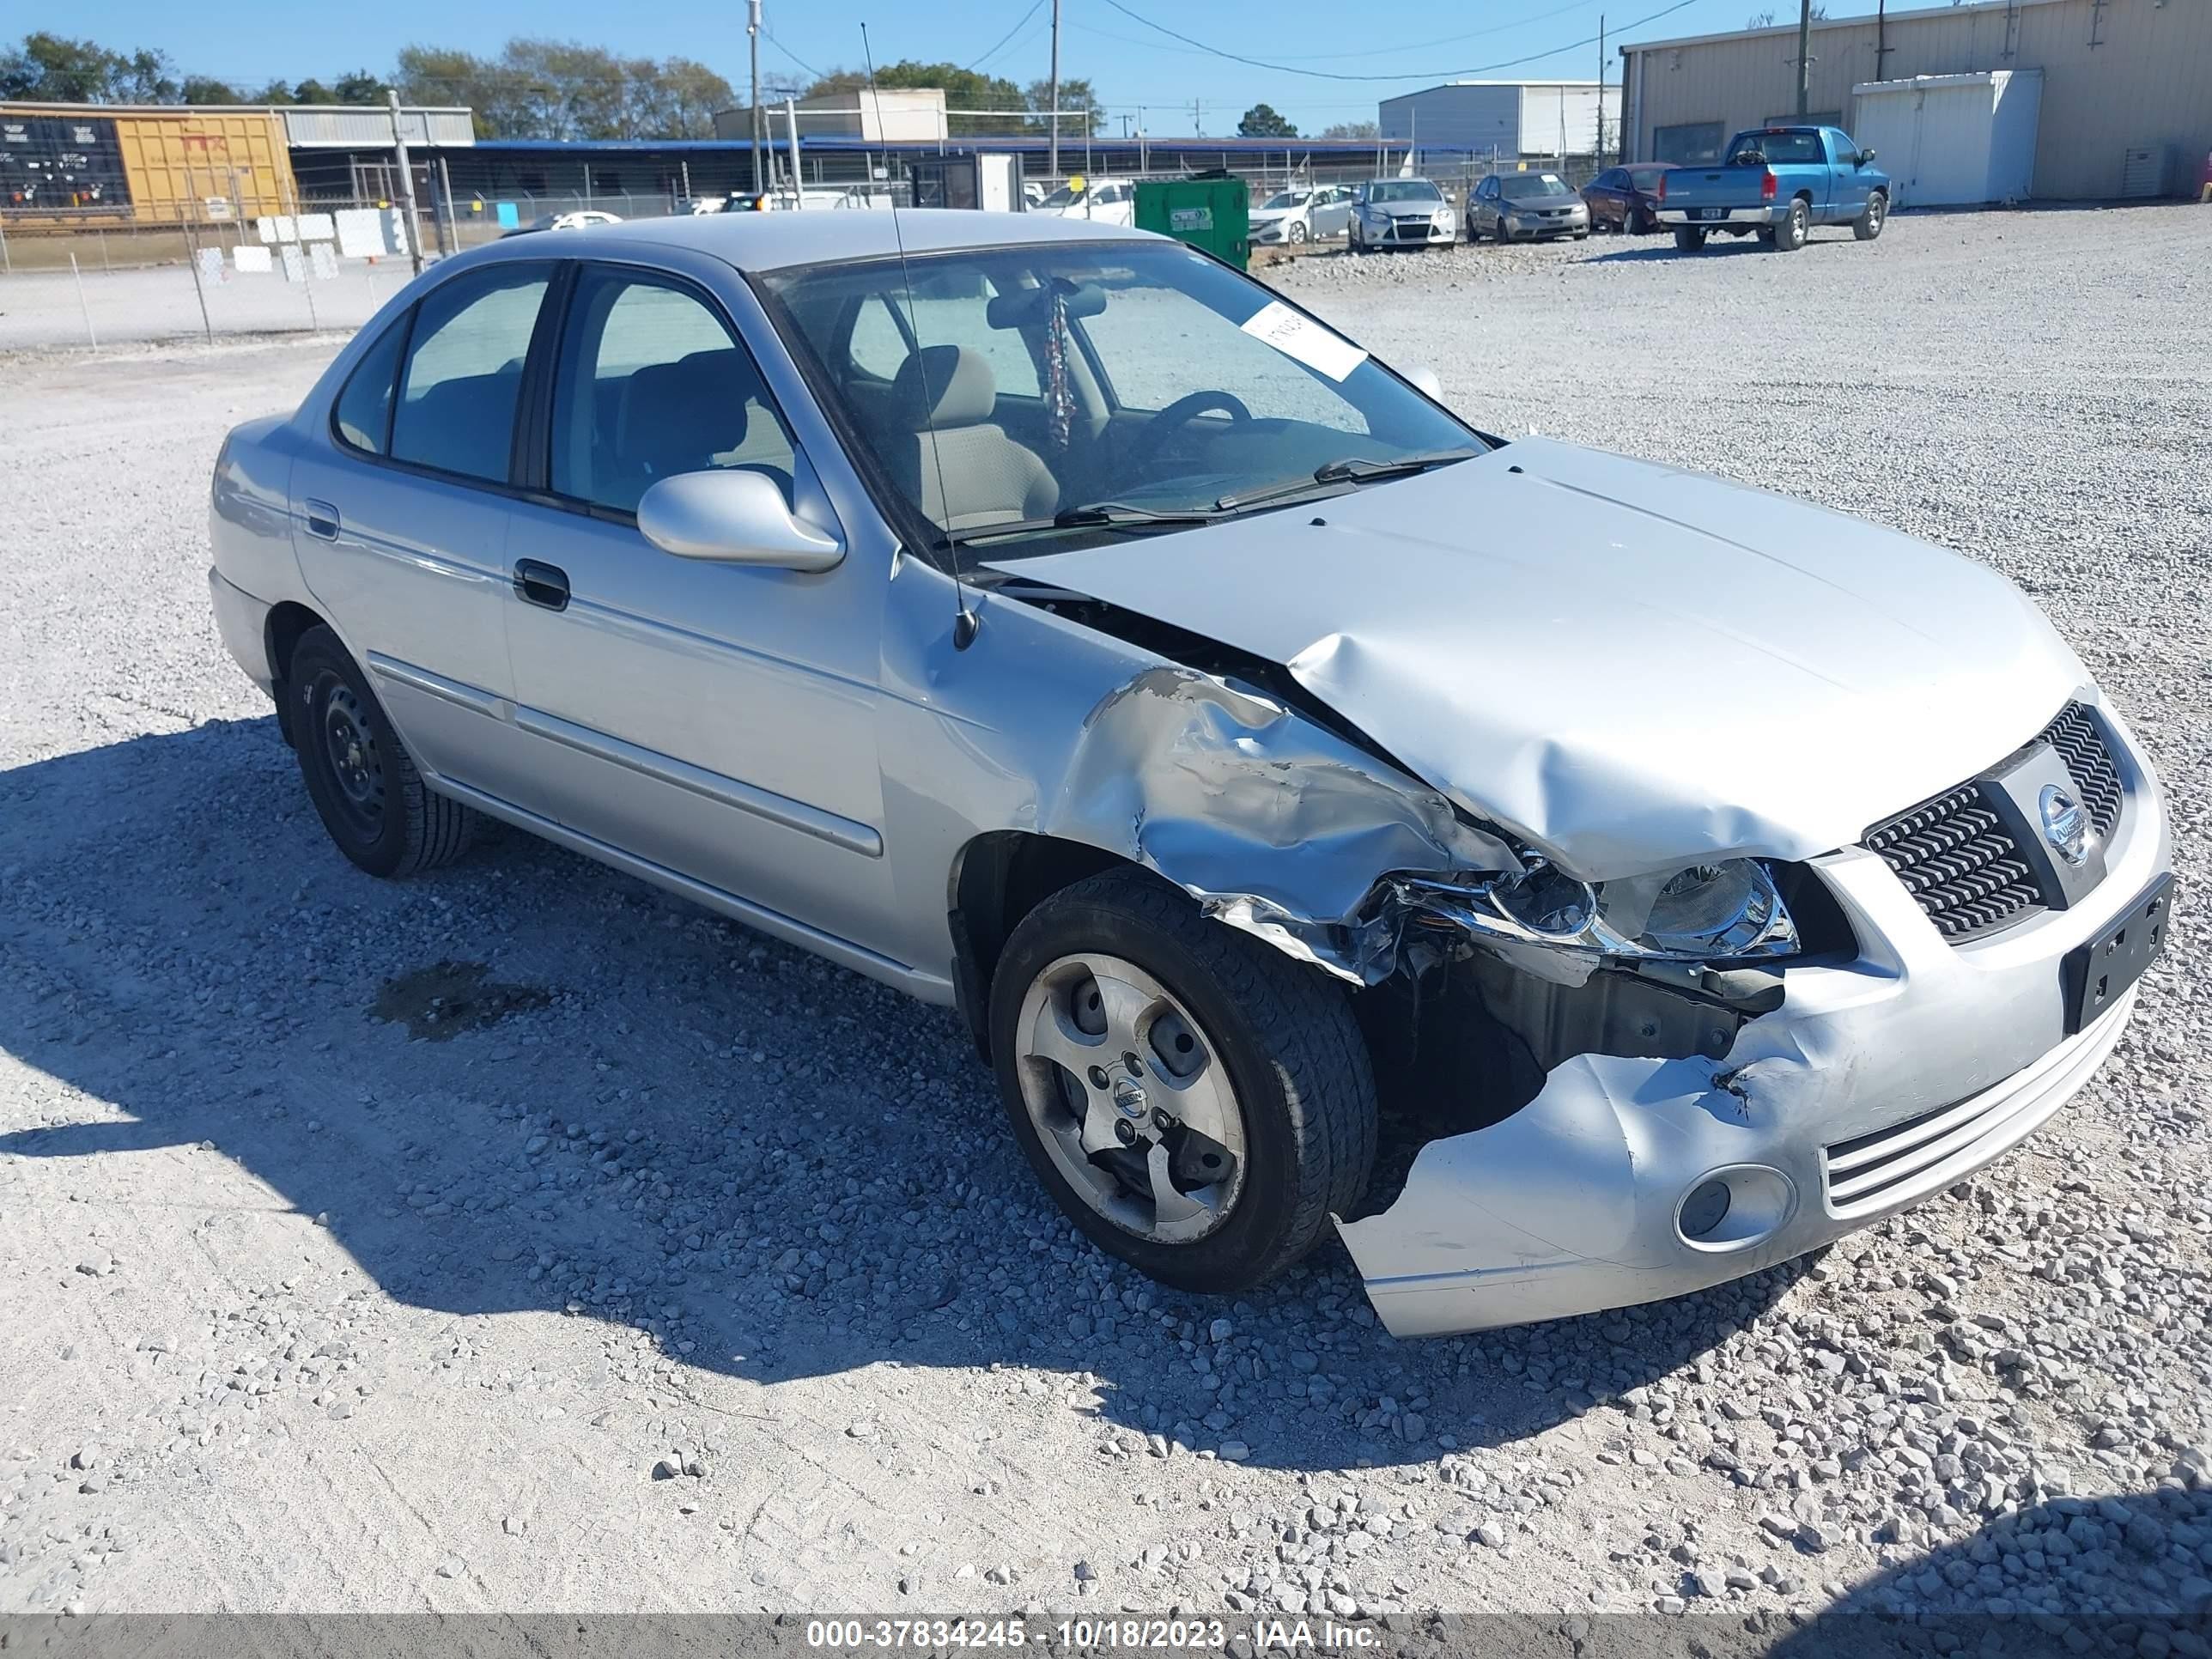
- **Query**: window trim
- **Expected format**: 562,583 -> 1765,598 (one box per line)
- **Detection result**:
325,258 -> 562,501
531,258 -> 805,526
328,309 -> 415,459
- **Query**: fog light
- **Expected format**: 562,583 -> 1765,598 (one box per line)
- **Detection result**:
1680,1179 -> 1733,1239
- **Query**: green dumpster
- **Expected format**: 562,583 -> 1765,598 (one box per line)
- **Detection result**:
1133,173 -> 1250,270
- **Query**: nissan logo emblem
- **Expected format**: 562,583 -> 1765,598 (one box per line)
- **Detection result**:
2039,784 -> 2088,866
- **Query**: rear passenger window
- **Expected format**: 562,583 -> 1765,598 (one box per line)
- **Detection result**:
550,268 -> 799,514
390,267 -> 550,484
332,319 -> 407,454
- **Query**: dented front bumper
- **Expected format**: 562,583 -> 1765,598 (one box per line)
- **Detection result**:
1337,708 -> 2172,1337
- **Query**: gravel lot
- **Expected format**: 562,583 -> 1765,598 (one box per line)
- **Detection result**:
3,204 -> 2209,1639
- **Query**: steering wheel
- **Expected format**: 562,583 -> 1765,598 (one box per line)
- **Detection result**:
1127,390 -> 1254,469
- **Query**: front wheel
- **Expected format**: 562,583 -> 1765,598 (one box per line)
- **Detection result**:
1673,226 -> 1707,252
1854,191 -> 1887,241
990,870 -> 1377,1293
1287,219 -> 1310,245
1772,198 -> 1809,252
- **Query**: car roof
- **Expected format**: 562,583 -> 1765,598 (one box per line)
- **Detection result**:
466,209 -> 1162,276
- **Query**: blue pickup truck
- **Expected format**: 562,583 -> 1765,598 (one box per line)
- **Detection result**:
1652,126 -> 1889,252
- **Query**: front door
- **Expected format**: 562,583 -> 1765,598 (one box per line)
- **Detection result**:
498,259 -> 896,956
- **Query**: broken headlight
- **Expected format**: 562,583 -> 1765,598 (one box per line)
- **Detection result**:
1407,857 -> 1799,963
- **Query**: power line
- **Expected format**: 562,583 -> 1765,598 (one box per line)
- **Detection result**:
763,30 -> 826,83
969,0 -> 1047,70
1091,0 -> 1701,81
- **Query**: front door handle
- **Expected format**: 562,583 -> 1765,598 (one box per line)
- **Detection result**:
512,559 -> 570,611
303,500 -> 340,540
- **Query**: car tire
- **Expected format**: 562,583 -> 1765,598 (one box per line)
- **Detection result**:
1674,227 -> 1707,252
1773,198 -> 1809,252
1854,190 -> 1887,241
288,624 -> 482,878
1287,220 -> 1310,245
1627,204 -> 1648,234
989,868 -> 1377,1294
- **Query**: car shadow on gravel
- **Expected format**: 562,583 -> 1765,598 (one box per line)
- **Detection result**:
0,718 -> 1810,1473
1764,1487 -> 2212,1658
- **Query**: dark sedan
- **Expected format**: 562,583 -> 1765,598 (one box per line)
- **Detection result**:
1582,163 -> 1678,234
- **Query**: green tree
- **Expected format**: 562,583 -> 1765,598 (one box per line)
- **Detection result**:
1024,76 -> 1103,137
332,69 -> 384,103
0,32 -> 178,101
180,75 -> 240,104
1319,119 -> 1377,140
1237,102 -> 1297,138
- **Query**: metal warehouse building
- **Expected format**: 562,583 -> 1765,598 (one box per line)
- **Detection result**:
1380,81 -> 1624,159
1620,0 -> 2212,201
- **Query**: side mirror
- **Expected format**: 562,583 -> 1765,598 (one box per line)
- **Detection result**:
1858,148 -> 1876,166
1405,365 -> 1444,401
637,469 -> 844,573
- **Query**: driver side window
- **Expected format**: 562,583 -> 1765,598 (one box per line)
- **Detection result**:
1077,291 -> 1366,433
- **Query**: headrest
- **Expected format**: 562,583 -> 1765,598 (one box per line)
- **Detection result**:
891,344 -> 996,429
618,348 -> 750,464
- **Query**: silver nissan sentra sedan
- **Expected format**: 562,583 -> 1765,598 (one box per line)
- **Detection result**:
208,210 -> 2173,1337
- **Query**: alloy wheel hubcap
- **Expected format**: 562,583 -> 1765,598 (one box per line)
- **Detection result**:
1014,953 -> 1247,1244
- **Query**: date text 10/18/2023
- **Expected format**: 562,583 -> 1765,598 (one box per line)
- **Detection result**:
805,1619 -> 1384,1652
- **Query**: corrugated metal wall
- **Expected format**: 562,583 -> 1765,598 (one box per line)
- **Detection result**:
1623,0 -> 2212,199
1380,86 -> 1528,153
281,107 -> 475,148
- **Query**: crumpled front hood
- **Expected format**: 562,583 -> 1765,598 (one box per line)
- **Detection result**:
990,439 -> 2088,881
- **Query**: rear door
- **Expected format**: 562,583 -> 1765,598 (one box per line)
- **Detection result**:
289,262 -> 552,805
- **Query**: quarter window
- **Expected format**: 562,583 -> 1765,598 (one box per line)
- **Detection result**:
331,317 -> 407,455
389,267 -> 550,483
550,268 -> 799,514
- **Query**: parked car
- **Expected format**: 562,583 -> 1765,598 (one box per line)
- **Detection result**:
503,210 -> 623,237
1035,179 -> 1136,227
1250,185 -> 1354,245
1466,171 -> 1589,242
1653,125 -> 1888,251
209,210 -> 2170,1338
1582,162 -> 1677,234
1347,179 -> 1455,250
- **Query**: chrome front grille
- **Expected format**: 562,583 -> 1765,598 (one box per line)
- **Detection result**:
1864,703 -> 2125,944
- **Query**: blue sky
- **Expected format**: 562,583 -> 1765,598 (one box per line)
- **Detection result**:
76,0 -> 1817,134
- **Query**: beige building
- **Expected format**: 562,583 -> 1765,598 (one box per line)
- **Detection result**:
1620,0 -> 2212,200
714,88 -> 949,144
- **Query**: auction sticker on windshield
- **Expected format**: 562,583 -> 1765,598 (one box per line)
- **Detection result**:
1239,300 -> 1368,382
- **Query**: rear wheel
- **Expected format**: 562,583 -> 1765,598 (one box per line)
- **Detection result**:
990,870 -> 1376,1293
288,625 -> 481,878
1772,198 -> 1810,252
1674,227 -> 1707,252
1854,190 -> 1887,241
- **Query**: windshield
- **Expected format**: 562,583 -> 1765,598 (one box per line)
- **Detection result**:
1039,185 -> 1080,208
1261,191 -> 1311,210
1364,180 -> 1443,204
1500,173 -> 1572,198
760,240 -> 1480,555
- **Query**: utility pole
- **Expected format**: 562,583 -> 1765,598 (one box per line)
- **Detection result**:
1596,15 -> 1607,160
1047,0 -> 1062,178
749,0 -> 764,194
1796,0 -> 1814,118
386,88 -> 423,276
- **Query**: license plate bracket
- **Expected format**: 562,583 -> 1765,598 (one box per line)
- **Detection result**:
1696,206 -> 1724,221
2062,872 -> 2173,1035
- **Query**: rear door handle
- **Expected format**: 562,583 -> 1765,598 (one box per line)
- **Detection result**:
512,559 -> 570,611
304,500 -> 340,540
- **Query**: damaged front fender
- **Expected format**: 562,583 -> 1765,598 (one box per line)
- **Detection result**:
1041,665 -> 1517,981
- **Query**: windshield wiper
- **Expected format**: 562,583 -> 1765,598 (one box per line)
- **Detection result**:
944,501 -> 1222,548
1213,449 -> 1478,513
